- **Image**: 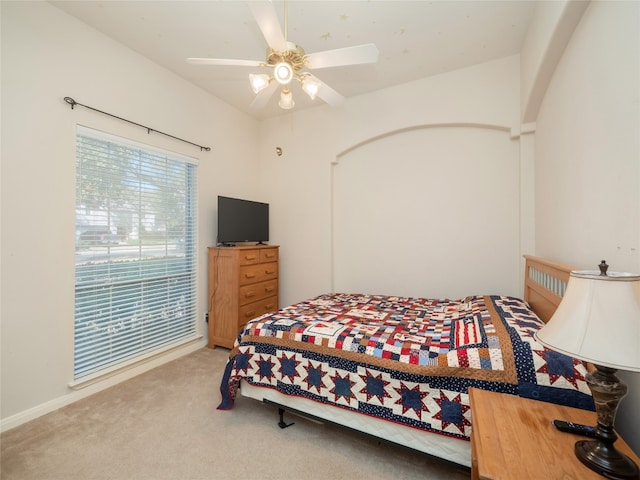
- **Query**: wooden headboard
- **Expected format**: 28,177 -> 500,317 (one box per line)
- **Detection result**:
523,255 -> 576,323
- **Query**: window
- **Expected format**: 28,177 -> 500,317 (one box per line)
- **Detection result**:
74,126 -> 198,379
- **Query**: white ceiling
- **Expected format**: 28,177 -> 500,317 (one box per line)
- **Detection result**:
50,0 -> 537,120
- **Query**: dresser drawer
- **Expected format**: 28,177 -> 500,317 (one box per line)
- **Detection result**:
239,249 -> 260,266
239,262 -> 278,285
239,279 -> 278,306
238,295 -> 279,325
260,248 -> 278,263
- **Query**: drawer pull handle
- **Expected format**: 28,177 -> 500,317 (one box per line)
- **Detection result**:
265,270 -> 276,275
244,292 -> 256,298
245,273 -> 257,278
245,311 -> 256,318
245,255 -> 257,260
265,253 -> 275,258
265,287 -> 274,293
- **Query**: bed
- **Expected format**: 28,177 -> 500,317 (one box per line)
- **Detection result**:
217,255 -> 594,467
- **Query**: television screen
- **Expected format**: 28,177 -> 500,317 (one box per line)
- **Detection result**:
217,196 -> 269,245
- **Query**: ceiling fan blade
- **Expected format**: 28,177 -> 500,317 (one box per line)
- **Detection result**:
250,81 -> 279,109
305,44 -> 379,70
307,74 -> 345,107
247,1 -> 287,52
187,57 -> 264,67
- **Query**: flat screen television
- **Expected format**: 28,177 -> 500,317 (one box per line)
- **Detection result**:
217,195 -> 269,245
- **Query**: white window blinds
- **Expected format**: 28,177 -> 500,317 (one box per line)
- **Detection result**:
74,126 -> 198,379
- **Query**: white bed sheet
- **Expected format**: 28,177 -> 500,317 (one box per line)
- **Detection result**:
240,380 -> 472,467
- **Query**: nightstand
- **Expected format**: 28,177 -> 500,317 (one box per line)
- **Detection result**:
469,388 -> 640,479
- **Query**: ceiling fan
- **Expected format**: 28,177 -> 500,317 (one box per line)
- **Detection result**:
187,0 -> 379,110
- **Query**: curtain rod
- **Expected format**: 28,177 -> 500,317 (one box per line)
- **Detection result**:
63,97 -> 211,152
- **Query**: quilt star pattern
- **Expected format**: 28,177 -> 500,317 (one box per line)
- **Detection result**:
219,294 -> 594,440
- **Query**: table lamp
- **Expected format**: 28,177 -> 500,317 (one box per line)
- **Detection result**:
535,261 -> 640,479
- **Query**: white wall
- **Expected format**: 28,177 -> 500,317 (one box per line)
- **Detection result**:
333,126 -> 519,299
533,0 -> 640,453
1,1 -> 259,428
519,0 -> 589,123
259,55 -> 524,306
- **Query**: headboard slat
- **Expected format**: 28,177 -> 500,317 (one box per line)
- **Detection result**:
523,255 -> 576,323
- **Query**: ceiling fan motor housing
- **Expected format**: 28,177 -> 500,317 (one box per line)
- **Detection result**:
267,42 -> 306,72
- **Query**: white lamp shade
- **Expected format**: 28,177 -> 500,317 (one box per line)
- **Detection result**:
302,77 -> 320,100
278,88 -> 295,109
249,74 -> 271,94
535,270 -> 640,372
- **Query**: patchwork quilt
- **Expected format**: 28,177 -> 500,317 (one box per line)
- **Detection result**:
218,294 -> 594,440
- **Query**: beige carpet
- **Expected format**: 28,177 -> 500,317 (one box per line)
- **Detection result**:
1,348 -> 470,480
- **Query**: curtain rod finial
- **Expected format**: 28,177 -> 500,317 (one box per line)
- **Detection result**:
64,97 -> 77,109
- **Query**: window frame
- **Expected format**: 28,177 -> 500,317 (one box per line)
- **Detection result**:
73,125 -> 199,381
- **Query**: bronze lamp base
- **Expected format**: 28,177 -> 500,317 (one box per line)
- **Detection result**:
576,439 -> 639,479
578,365 -> 639,479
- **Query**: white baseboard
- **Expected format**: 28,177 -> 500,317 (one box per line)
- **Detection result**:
0,338 -> 206,433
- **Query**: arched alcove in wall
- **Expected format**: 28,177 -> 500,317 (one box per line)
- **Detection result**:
331,123 -> 521,299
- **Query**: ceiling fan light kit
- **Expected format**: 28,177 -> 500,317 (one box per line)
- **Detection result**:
187,0 -> 379,112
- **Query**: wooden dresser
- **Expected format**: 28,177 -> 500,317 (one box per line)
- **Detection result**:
207,245 -> 279,349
